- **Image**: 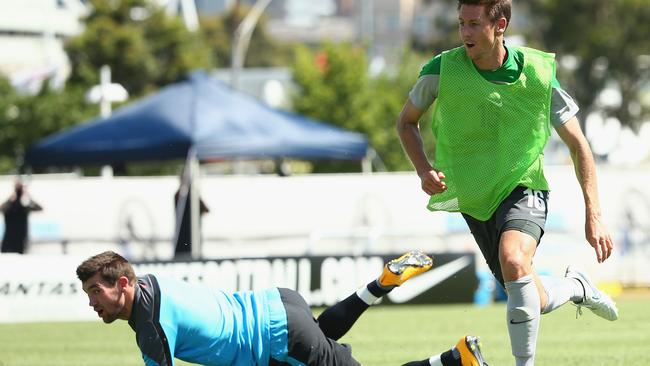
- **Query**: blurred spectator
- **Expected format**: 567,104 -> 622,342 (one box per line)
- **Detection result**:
173,180 -> 209,259
1,180 -> 43,254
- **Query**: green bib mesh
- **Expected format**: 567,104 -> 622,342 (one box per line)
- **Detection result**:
428,46 -> 555,220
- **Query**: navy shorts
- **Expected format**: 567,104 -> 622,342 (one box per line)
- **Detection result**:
270,288 -> 361,366
462,186 -> 548,287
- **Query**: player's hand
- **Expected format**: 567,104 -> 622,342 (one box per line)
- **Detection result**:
419,169 -> 447,196
585,214 -> 613,263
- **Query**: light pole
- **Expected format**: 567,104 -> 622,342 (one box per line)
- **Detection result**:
85,65 -> 128,119
85,65 -> 128,177
230,0 -> 273,90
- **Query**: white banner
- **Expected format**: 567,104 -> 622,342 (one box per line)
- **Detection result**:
0,254 -> 93,323
1,166 -> 649,286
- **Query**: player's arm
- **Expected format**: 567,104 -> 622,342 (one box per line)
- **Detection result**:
0,199 -> 10,212
135,319 -> 174,366
24,193 -> 43,211
199,198 -> 209,214
554,117 -> 613,263
29,201 -> 43,211
399,55 -> 447,195
396,99 -> 446,195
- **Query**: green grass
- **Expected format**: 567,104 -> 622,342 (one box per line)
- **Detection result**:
0,298 -> 648,365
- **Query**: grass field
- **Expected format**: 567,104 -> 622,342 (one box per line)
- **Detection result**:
0,297 -> 648,366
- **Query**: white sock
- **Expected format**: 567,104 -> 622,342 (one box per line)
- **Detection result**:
539,275 -> 584,314
505,275 -> 540,366
355,287 -> 379,305
428,354 -> 443,366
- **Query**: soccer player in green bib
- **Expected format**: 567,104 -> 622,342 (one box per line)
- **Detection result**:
397,1 -> 618,365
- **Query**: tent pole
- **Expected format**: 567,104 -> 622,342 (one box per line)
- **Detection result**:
173,151 -> 192,260
362,147 -> 373,174
189,148 -> 201,259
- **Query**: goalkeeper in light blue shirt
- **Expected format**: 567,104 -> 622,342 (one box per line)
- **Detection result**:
77,251 -> 488,366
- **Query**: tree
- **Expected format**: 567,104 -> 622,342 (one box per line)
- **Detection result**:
199,4 -> 290,68
65,0 -> 214,96
20,0 -> 217,175
0,77 -> 94,174
367,53 -> 438,171
411,1 -> 459,55
0,75 -> 23,173
527,0 -> 650,132
1,0 -> 216,175
198,15 -> 231,68
290,44 -> 369,172
290,43 -> 431,172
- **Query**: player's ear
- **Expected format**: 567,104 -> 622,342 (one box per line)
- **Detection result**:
118,276 -> 129,289
496,17 -> 507,35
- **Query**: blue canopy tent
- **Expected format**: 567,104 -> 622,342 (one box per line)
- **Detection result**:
24,71 -> 371,259
24,71 -> 369,167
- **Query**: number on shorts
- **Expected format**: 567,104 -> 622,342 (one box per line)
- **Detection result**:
524,188 -> 546,211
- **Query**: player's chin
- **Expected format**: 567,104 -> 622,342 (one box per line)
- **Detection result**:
102,314 -> 119,324
464,46 -> 479,59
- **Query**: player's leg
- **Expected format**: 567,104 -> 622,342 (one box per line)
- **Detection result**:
502,226 -> 595,314
494,220 -> 583,317
536,268 -> 590,315
499,228 -> 541,366
496,187 -> 553,366
499,188 -> 618,320
501,222 -> 585,316
274,288 -> 361,366
563,266 -> 618,320
462,187 -> 545,366
532,266 -> 618,320
402,335 -> 489,366
317,250 -> 433,340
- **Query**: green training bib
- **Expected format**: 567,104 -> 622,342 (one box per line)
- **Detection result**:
428,46 -> 555,220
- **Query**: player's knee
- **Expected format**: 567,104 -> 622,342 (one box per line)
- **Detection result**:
499,255 -> 530,280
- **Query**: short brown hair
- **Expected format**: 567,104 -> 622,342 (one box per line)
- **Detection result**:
458,0 -> 511,26
76,251 -> 136,285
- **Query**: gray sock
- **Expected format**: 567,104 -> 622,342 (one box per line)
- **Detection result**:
515,356 -> 535,366
539,275 -> 584,314
505,275 -> 540,366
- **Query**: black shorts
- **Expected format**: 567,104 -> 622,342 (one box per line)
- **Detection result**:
270,288 -> 361,366
462,186 -> 548,287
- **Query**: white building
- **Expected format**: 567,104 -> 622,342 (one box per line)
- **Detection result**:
0,0 -> 87,92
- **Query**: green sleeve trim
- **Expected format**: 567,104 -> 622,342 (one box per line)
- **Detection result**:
419,54 -> 442,77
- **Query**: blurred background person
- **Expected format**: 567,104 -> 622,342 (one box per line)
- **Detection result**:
174,177 -> 210,259
1,180 -> 43,254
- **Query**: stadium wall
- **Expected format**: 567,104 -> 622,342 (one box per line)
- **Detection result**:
0,166 -> 648,288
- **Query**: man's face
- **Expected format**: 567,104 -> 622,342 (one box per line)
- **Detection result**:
458,5 -> 500,63
82,272 -> 126,324
14,182 -> 23,197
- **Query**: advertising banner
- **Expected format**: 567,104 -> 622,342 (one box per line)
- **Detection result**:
134,252 -> 477,307
0,252 -> 476,323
